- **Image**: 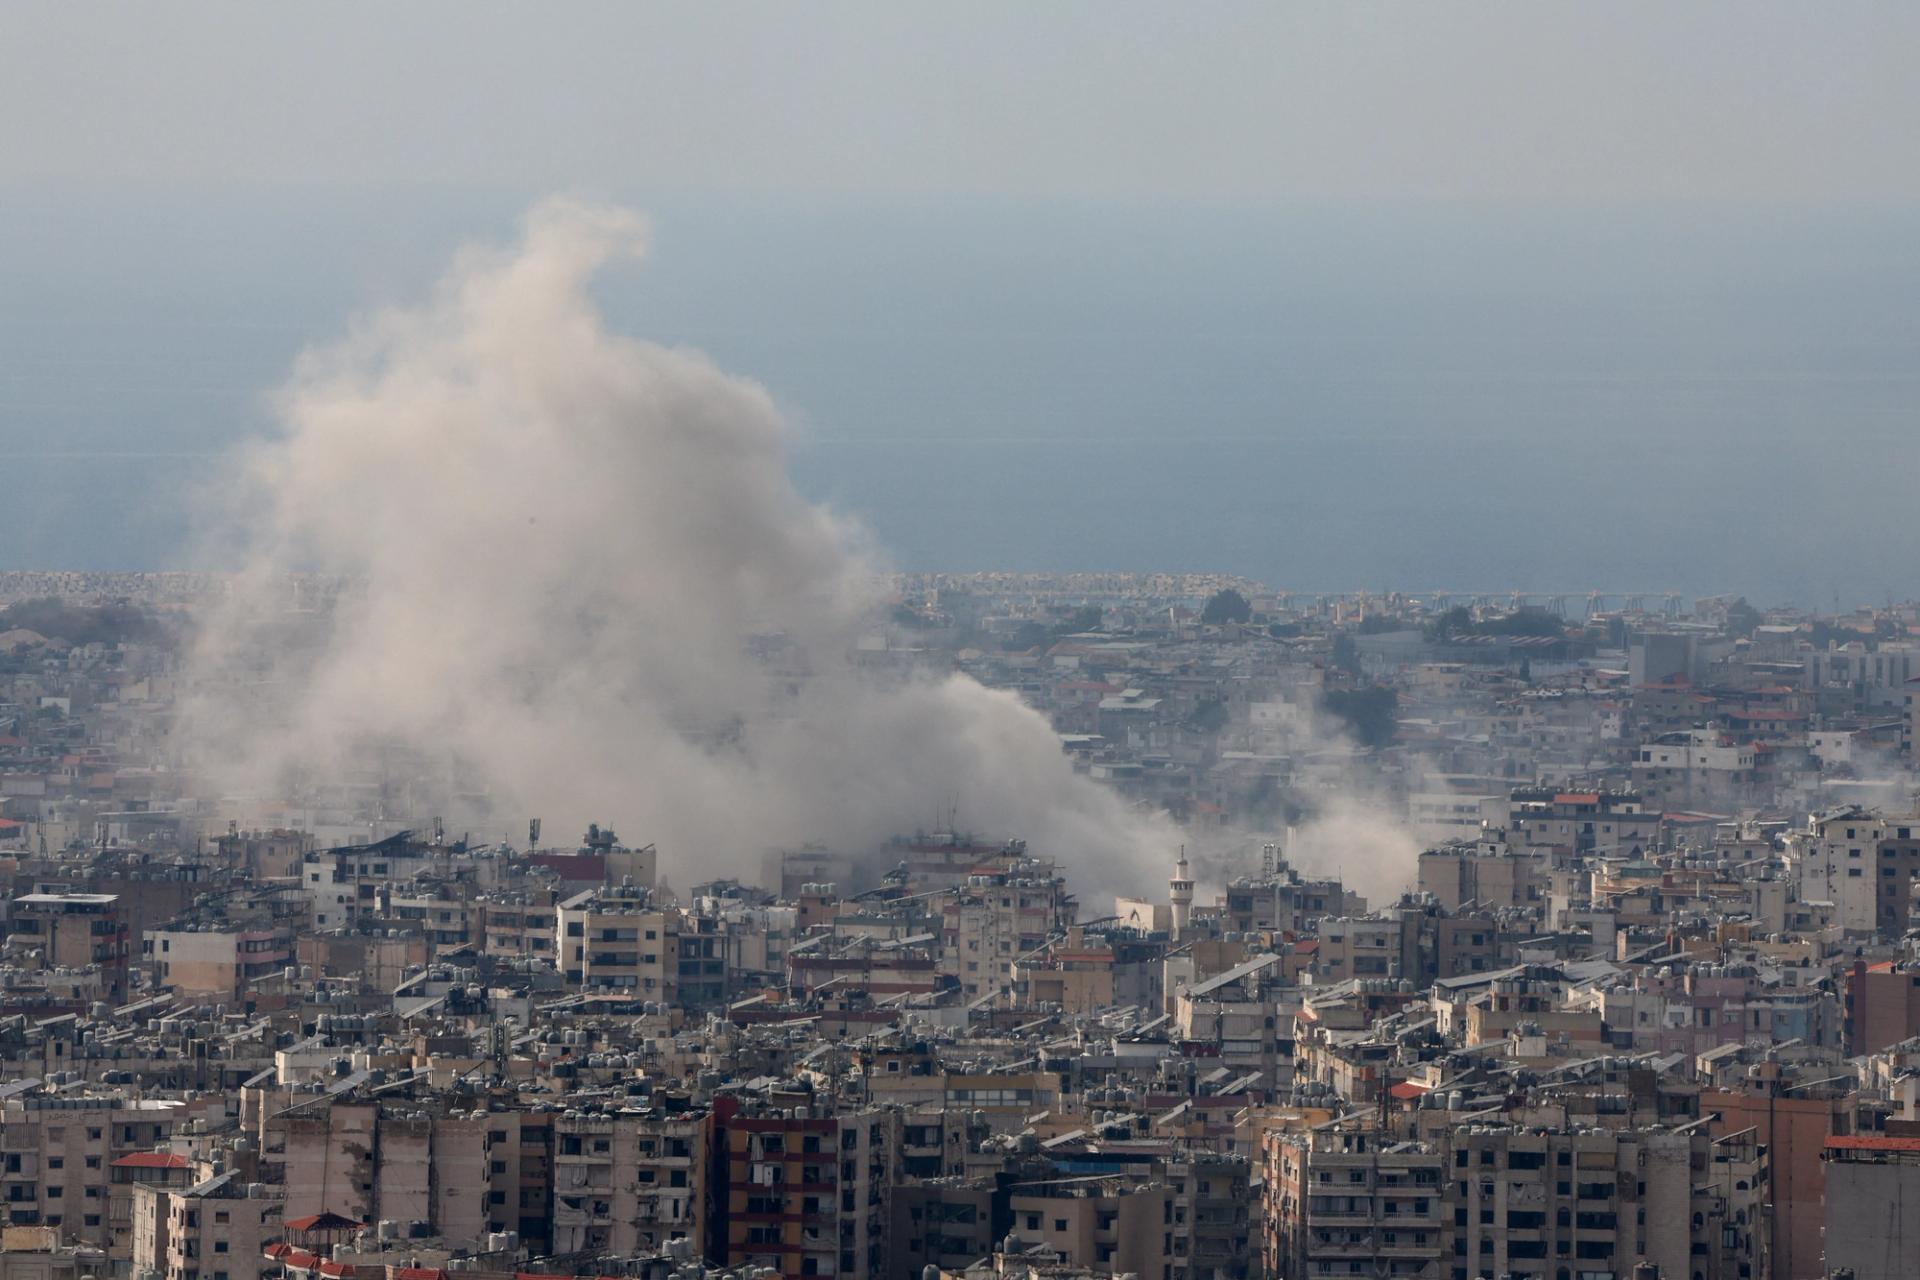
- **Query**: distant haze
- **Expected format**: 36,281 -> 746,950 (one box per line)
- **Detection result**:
3,2 -> 1919,605
2,191 -> 1915,607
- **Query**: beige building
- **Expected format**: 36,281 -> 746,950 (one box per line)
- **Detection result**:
1416,831 -> 1546,913
6,893 -> 131,1003
1446,1123 -> 1738,1280
0,1228 -> 107,1280
1264,1127 -> 1447,1280
551,1109 -> 705,1258
938,865 -> 1073,1004
0,1095 -> 180,1249
556,884 -> 681,997
131,1174 -> 281,1280
247,1094 -> 489,1241
1007,1178 -> 1173,1278
143,928 -> 292,1001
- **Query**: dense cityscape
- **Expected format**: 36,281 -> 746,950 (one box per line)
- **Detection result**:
8,7 -> 1917,1280
0,573 -> 1915,1280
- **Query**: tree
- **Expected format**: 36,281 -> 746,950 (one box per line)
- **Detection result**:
1200,588 -> 1251,625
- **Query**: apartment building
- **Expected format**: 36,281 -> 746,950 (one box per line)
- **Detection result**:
1264,1128 -> 1447,1280
1824,1134 -> 1920,1280
1787,808 -> 1920,937
476,890 -> 558,963
0,1095 -> 180,1244
1416,832 -> 1546,913
551,1108 -> 706,1258
1446,1124 -> 1712,1280
557,884 -> 679,998
130,1174 -> 281,1280
143,927 -> 292,1002
939,865 -> 1072,1003
711,1099 -> 898,1280
6,893 -> 130,1003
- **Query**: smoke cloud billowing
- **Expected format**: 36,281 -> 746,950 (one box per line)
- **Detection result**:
1173,695 -> 1425,906
177,198 -> 1179,893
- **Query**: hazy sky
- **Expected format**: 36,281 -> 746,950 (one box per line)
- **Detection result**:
3,5 -> 1918,605
7,2 -> 1918,205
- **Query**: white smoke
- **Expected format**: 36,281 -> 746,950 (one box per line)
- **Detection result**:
1183,696 -> 1423,905
177,198 -> 1174,894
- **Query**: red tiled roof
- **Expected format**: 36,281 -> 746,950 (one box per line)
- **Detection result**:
111,1152 -> 188,1169
1827,1135 -> 1920,1152
1388,1081 -> 1430,1100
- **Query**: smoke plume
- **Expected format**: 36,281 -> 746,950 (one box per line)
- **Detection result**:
177,198 -> 1175,894
1188,696 -> 1423,905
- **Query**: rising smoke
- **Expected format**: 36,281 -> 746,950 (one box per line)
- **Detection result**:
176,198 -> 1183,895
1183,697 -> 1424,905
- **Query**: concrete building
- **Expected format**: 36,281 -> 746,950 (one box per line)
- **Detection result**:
938,863 -> 1073,1004
1787,808 -> 1920,938
1446,1124 -> 1722,1280
711,1099 -> 899,1280
1416,832 -> 1546,913
557,884 -> 681,998
551,1108 -> 706,1258
143,927 -> 291,1001
1264,1127 -> 1446,1280
1823,1134 -> 1920,1280
0,1095 -> 180,1245
131,1174 -> 282,1280
6,893 -> 130,1003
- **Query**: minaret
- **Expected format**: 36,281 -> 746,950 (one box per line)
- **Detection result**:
1169,845 -> 1194,940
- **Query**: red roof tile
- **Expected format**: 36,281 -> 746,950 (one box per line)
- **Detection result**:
1827,1135 -> 1920,1152
111,1152 -> 188,1169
